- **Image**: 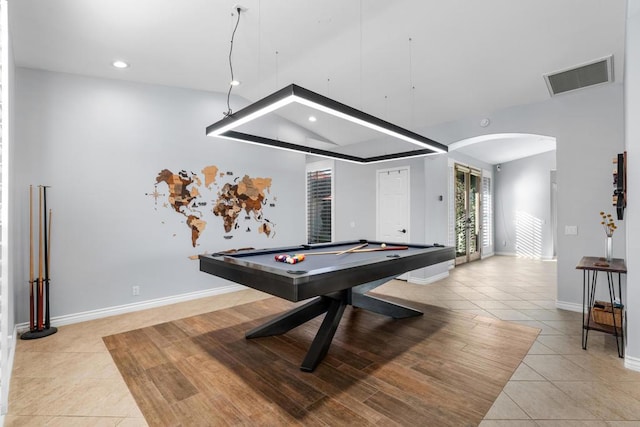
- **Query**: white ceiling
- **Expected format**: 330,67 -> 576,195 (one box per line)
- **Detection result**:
448,133 -> 556,165
9,0 -> 627,163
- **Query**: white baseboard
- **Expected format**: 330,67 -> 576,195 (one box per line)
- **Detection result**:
625,354 -> 640,372
494,251 -> 517,257
556,300 -> 582,313
1,330 -> 17,415
493,251 -> 556,261
15,284 -> 246,333
408,270 -> 449,285
481,252 -> 495,259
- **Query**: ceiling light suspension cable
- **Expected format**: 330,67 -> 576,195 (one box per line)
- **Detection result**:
258,0 -> 261,88
359,0 -> 363,109
275,50 -> 279,89
206,4 -> 448,164
225,7 -> 242,117
409,37 -> 415,128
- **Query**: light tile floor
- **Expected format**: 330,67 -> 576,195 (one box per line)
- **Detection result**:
5,256 -> 640,426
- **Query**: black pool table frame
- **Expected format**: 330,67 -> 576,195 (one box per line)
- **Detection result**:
200,240 -> 454,371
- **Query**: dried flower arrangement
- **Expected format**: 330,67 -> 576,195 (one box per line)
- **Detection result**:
600,211 -> 617,237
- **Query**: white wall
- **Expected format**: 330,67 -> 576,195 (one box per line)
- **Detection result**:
333,156 -> 427,243
423,155 -> 449,247
332,156 -> 454,283
333,152 -> 493,283
625,0 -> 640,369
13,69 -> 307,323
422,82 -> 628,352
420,154 -> 451,281
4,0 -> 15,336
494,150 -> 556,259
332,160 -> 377,241
332,148 -> 498,283
2,0 -> 15,415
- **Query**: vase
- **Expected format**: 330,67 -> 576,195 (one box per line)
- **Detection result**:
605,235 -> 613,261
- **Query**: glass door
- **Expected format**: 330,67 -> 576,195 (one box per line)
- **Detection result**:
455,164 -> 482,265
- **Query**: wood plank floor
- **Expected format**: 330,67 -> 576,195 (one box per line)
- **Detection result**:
103,294 -> 539,426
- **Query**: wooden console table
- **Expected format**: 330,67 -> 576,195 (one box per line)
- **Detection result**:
576,256 -> 626,358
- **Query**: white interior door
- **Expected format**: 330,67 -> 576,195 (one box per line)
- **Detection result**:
377,167 -> 410,277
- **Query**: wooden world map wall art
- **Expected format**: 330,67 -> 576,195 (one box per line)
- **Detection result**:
148,166 -> 277,247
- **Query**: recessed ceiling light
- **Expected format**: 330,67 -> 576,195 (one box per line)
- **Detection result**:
112,60 -> 129,69
308,116 -> 317,122
230,80 -> 241,86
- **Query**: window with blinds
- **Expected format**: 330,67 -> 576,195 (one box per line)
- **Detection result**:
482,175 -> 493,248
307,167 -> 333,244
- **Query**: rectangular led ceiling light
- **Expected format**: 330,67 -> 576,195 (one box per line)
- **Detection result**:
206,84 -> 447,164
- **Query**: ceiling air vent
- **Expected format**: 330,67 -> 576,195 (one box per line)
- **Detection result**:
544,55 -> 613,96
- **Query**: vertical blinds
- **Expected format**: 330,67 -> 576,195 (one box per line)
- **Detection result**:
307,168 -> 332,244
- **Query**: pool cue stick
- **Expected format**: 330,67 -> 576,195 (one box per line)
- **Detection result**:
302,245 -> 408,256
43,188 -> 51,329
351,246 -> 408,253
335,243 -> 368,255
37,186 -> 44,331
47,210 -> 52,262
29,185 -> 35,331
189,247 -> 255,260
299,249 -> 346,256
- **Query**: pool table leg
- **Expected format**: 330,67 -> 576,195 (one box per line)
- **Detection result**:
245,288 -> 419,372
245,293 -> 348,372
300,297 -> 347,372
351,292 -> 422,319
245,296 -> 332,339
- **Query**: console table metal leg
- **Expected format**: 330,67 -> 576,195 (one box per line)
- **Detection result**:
589,271 -> 598,309
606,272 -> 619,356
619,272 -> 625,357
582,270 -> 587,350
607,272 -> 624,358
584,270 -> 598,350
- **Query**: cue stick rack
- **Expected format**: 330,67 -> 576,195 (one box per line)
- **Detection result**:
613,152 -> 626,220
21,185 -> 58,340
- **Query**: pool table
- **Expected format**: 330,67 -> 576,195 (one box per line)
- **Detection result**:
199,240 -> 454,371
